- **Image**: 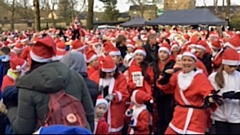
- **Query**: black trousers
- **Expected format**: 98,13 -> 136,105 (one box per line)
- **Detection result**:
156,94 -> 175,134
215,121 -> 240,134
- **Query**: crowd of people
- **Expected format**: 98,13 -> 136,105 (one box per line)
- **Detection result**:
0,20 -> 239,134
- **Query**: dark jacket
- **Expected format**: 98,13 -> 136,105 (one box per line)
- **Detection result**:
118,63 -> 128,73
0,61 -> 10,89
79,72 -> 99,106
198,53 -> 212,75
143,43 -> 159,64
116,45 -> 127,59
7,62 -> 94,134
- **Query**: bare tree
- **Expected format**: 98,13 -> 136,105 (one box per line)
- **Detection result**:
4,0 -> 17,30
226,0 -> 231,19
214,0 -> 218,14
42,0 -> 57,27
33,0 -> 41,31
69,0 -> 78,21
128,0 -> 146,17
87,0 -> 93,30
203,0 -> 207,8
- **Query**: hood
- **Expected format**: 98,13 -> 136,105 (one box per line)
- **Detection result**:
60,51 -> 87,73
16,62 -> 71,93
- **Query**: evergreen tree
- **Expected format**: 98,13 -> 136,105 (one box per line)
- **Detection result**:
102,0 -> 119,21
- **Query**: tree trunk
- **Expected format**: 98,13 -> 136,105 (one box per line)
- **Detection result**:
214,0 -> 218,14
222,0 -> 225,17
10,0 -> 16,30
34,0 -> 41,31
226,0 -> 231,19
51,11 -> 56,28
87,0 -> 94,30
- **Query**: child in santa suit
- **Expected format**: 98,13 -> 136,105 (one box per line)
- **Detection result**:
94,98 -> 109,134
125,90 -> 152,135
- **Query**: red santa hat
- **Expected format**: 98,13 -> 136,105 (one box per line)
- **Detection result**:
96,97 -> 109,109
10,57 -> 27,72
30,36 -> 56,63
108,47 -> 121,56
86,49 -> 98,63
158,43 -> 171,55
170,41 -> 180,51
133,47 -> 146,57
13,43 -> 24,51
71,39 -> 86,51
101,55 -> 116,72
53,41 -> 66,60
196,40 -> 208,51
131,90 -> 153,105
211,40 -> 222,49
182,51 -> 197,61
126,41 -> 136,49
222,48 -> 240,66
224,34 -> 240,50
103,41 -> 115,52
92,38 -> 101,46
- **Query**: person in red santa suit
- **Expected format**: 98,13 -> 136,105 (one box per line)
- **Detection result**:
125,90 -> 151,135
156,51 -> 223,134
94,97 -> 109,134
1,57 -> 27,91
70,39 -> 86,59
53,41 -> 66,61
85,49 -> 99,77
170,41 -> 181,60
89,55 -> 129,134
212,33 -> 240,71
10,43 -> 24,58
127,47 -> 154,97
208,48 -> 240,134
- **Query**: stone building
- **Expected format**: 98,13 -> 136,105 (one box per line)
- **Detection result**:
164,0 -> 196,10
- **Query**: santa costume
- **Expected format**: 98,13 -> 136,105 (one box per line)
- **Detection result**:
1,57 -> 27,91
125,90 -> 151,135
156,51 -> 218,134
94,98 -> 109,134
89,55 -> 129,134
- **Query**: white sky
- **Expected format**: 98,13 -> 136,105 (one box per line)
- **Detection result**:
94,0 -> 240,12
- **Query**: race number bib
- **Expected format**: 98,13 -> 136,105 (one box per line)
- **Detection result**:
132,72 -> 143,87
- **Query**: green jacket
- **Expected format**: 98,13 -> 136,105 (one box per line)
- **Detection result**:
7,62 -> 94,134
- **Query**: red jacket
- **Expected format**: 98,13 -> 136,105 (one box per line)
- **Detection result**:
125,104 -> 150,134
1,70 -> 17,91
95,117 -> 109,134
128,59 -> 154,96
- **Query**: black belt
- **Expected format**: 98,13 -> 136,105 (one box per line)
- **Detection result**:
177,104 -> 205,109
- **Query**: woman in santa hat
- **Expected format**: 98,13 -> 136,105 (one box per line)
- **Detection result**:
10,43 -> 24,58
89,55 -> 129,134
152,43 -> 176,134
125,90 -> 151,135
85,49 -> 99,77
195,40 -> 213,74
107,47 -> 127,73
208,48 -> 240,134
156,51 -> 223,134
170,41 -> 181,60
1,57 -> 27,91
127,47 -> 154,97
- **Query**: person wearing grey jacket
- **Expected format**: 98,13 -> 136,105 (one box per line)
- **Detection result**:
5,36 -> 95,134
60,51 -> 99,106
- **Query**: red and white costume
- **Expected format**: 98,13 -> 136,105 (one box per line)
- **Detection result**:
157,52 -> 215,134
89,55 -> 129,133
125,90 -> 151,135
